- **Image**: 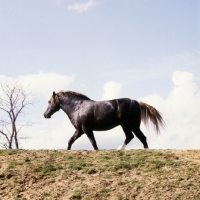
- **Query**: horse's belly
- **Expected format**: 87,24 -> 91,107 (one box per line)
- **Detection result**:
91,100 -> 120,131
92,120 -> 119,131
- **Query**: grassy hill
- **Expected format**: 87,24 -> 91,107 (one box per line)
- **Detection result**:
0,149 -> 200,200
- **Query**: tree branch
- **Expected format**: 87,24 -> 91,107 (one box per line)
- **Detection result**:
0,129 -> 10,143
0,81 -> 35,149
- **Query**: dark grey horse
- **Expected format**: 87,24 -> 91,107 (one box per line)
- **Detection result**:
44,90 -> 164,150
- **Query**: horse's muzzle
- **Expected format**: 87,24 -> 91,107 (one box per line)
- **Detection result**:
44,113 -> 51,118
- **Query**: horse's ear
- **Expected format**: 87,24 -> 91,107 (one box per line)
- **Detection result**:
53,91 -> 56,98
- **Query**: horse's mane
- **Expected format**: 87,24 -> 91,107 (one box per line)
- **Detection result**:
59,90 -> 91,100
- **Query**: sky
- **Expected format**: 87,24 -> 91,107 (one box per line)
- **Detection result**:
0,0 -> 200,150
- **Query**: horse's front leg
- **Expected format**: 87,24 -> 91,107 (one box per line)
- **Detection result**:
67,129 -> 84,150
83,127 -> 99,150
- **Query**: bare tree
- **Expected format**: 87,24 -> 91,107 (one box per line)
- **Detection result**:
0,81 -> 35,149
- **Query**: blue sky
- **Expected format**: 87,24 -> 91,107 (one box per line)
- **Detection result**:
0,0 -> 200,149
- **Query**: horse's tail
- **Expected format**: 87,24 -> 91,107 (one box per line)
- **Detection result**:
138,101 -> 165,134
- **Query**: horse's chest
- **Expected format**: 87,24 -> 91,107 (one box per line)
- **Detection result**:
70,109 -> 92,128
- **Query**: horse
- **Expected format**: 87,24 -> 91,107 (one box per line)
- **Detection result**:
44,90 -> 165,150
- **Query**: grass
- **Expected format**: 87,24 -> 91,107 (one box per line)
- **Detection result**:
3,150 -> 190,177
8,161 -> 24,169
0,149 -> 199,199
71,189 -> 82,200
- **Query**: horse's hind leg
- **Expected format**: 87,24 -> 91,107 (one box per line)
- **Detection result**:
133,128 -> 149,149
118,124 -> 134,150
67,129 -> 84,150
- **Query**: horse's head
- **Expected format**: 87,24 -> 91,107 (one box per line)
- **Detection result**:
44,91 -> 61,118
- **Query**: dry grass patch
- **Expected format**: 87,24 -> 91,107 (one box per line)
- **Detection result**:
0,149 -> 200,199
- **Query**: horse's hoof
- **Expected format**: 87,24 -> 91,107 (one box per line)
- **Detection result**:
117,144 -> 126,150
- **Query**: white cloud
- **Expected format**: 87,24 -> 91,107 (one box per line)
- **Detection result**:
21,71 -> 75,98
136,71 -> 200,149
0,71 -> 75,99
67,0 -> 99,12
102,81 -> 122,100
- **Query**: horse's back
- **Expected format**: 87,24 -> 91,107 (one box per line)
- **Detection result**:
98,98 -> 140,122
96,98 -> 140,117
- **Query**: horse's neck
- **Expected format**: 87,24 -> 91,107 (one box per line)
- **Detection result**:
59,95 -> 83,116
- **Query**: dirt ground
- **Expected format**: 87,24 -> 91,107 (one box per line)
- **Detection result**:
0,149 -> 200,200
